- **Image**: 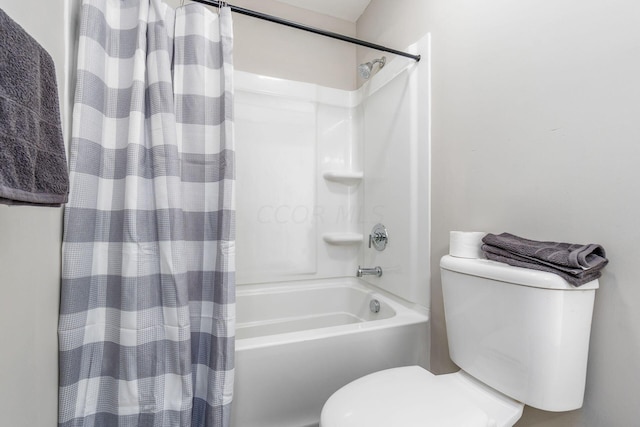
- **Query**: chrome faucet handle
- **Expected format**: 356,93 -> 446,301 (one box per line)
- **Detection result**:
368,224 -> 388,251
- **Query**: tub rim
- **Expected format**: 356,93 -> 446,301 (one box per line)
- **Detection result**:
235,277 -> 429,351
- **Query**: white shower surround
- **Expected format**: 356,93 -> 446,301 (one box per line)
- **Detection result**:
235,34 -> 430,309
235,69 -> 364,285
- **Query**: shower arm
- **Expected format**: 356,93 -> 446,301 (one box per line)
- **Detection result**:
190,0 -> 421,62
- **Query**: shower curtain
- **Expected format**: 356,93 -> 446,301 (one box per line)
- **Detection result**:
59,0 -> 235,426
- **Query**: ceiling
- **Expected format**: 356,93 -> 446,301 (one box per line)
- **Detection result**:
275,0 -> 372,22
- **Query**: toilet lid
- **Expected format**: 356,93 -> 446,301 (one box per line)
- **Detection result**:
321,366 -> 523,427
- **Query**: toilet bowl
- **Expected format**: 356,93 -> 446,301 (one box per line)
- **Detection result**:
321,255 -> 599,426
320,366 -> 523,427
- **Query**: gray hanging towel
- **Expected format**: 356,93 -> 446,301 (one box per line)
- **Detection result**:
0,8 -> 68,206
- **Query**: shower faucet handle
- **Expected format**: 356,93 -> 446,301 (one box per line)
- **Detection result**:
368,223 -> 388,251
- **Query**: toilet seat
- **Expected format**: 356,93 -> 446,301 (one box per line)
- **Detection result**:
320,366 -> 524,427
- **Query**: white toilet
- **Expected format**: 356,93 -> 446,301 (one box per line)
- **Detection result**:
321,255 -> 599,427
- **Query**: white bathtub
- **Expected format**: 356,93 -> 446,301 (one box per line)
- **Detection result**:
230,277 -> 430,427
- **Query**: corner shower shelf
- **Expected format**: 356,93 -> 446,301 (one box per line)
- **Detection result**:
322,233 -> 364,245
322,171 -> 363,185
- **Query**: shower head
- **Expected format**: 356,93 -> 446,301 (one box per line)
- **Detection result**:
358,56 -> 386,79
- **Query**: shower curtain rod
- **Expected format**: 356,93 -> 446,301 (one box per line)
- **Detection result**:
190,0 -> 421,62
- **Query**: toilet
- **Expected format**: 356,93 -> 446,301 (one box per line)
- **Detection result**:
321,255 -> 599,427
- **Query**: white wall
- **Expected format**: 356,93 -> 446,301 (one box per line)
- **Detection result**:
359,0 -> 640,425
0,1 -> 69,425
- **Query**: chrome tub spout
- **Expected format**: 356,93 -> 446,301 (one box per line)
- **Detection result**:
357,266 -> 383,278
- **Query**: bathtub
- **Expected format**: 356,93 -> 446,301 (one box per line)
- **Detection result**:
230,277 -> 430,427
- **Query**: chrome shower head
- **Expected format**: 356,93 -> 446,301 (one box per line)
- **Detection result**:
358,56 -> 386,79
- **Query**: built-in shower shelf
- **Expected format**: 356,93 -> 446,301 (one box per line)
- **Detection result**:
322,233 -> 364,245
322,171 -> 363,185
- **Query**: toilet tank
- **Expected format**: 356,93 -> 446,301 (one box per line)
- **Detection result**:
440,255 -> 598,412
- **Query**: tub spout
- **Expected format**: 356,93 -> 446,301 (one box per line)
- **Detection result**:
357,266 -> 383,278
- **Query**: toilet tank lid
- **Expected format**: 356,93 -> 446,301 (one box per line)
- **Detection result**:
440,255 -> 599,291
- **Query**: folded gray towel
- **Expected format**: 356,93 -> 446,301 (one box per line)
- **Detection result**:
482,243 -> 602,286
0,8 -> 68,206
481,232 -> 608,287
483,232 -> 608,271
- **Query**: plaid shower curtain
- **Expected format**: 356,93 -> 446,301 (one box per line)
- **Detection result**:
59,0 -> 235,425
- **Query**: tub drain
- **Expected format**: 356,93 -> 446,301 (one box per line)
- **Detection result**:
370,299 -> 381,313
